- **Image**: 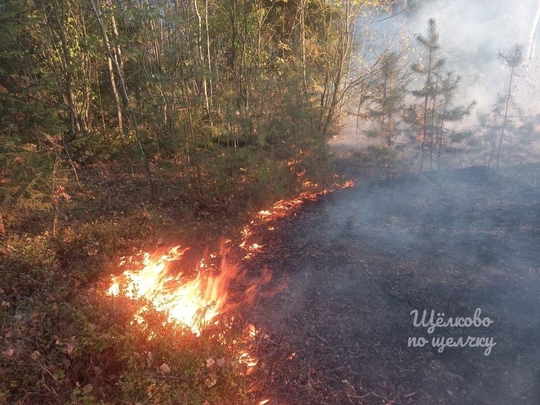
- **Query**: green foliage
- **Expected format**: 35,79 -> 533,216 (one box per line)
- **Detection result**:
363,51 -> 411,178
0,0 -> 356,208
0,0 -> 377,403
0,144 -> 60,234
408,18 -> 475,171
0,234 -> 57,296
0,1 -> 65,142
0,208 -> 254,404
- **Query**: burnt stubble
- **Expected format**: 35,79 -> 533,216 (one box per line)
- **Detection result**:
248,163 -> 540,405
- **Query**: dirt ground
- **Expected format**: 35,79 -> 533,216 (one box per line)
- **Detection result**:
246,163 -> 540,404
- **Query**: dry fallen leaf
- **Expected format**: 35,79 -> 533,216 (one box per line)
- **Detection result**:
160,363 -> 171,374
66,343 -> 74,355
204,374 -> 217,388
342,379 -> 356,398
2,348 -> 14,357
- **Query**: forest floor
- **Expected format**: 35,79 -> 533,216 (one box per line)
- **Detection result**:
244,162 -> 540,405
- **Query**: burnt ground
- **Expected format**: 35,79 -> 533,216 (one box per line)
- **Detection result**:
245,163 -> 540,405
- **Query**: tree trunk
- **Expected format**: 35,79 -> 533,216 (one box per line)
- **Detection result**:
496,66 -> 514,169
419,45 -> 433,173
194,0 -> 211,122
91,0 -> 155,195
90,0 -> 123,129
51,0 -> 79,141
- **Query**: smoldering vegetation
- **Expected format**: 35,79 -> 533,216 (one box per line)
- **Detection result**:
247,3 -> 540,401
249,162 -> 540,404
245,3 -> 540,403
240,0 -> 540,405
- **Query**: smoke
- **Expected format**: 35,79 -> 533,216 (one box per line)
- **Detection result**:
336,0 -> 540,162
256,6 -> 540,402
401,0 -> 540,116
526,0 -> 540,64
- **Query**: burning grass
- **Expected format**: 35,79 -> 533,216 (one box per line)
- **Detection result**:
105,178 -> 355,338
100,244 -> 274,402
107,246 -> 242,336
98,178 -> 355,402
0,169 -> 353,404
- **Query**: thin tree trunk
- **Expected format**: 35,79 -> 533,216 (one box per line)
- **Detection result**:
321,17 -> 350,138
80,17 -> 91,133
436,119 -> 445,169
90,0 -> 130,108
300,0 -> 307,94
0,212 -> 5,237
91,0 -> 123,129
496,66 -> 514,169
91,0 -> 155,195
429,68 -> 440,170
106,0 -> 125,73
204,0 -> 213,124
108,57 -> 123,129
194,0 -> 211,121
52,0 -> 79,140
419,46 -> 433,173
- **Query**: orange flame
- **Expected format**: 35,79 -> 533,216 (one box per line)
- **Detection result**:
107,246 -> 244,336
103,177 -> 352,405
238,178 -> 354,258
106,176 -> 354,335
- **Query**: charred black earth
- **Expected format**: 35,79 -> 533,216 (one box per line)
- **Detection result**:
246,163 -> 540,405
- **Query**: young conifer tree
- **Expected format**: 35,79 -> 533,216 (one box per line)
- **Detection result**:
409,18 -> 474,170
496,44 -> 523,169
410,18 -> 444,172
433,71 -> 476,168
364,51 -> 411,179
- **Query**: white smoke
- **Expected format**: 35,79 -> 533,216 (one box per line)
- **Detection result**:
402,0 -> 540,117
336,0 -> 540,159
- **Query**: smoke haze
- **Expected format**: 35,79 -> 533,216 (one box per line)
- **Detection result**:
336,0 -> 540,165
402,0 -> 540,115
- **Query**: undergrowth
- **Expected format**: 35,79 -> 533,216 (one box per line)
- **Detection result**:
0,160 -> 302,404
0,218 -> 258,404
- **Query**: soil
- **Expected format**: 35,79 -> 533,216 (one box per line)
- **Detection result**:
245,163 -> 540,405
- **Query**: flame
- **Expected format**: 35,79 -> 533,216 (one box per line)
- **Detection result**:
238,351 -> 259,369
104,177 -> 352,403
106,178 -> 354,333
107,246 -> 243,336
258,183 -> 354,222
238,178 -> 354,258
